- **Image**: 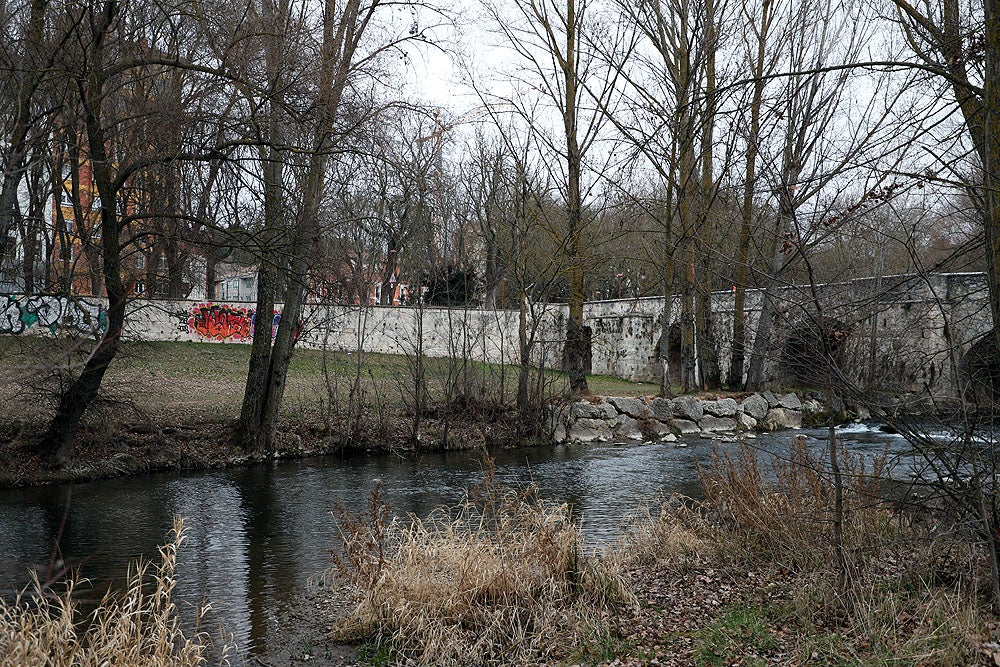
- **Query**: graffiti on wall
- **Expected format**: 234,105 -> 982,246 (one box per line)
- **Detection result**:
187,303 -> 282,341
0,295 -> 107,336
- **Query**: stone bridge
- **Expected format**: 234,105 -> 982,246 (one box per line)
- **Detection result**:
584,272 -> 991,400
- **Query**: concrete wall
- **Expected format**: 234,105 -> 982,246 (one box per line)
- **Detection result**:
0,296 -> 568,370
1,271 -> 992,398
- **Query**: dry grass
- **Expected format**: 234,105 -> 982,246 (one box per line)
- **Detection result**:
0,338 -> 659,427
327,461 -> 636,666
617,497 -> 710,572
699,437 -> 894,572
0,518 -> 229,667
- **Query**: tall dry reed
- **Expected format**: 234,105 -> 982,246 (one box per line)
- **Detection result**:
327,461 -> 635,665
0,517 -> 229,667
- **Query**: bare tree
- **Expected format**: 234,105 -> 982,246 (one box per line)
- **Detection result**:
485,0 -> 626,395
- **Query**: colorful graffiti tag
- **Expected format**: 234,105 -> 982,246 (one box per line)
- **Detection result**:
0,295 -> 107,336
187,303 -> 282,341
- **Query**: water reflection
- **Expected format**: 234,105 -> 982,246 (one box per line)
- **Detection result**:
0,426 -> 910,663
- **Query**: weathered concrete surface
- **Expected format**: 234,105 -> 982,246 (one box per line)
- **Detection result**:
583,272 -> 992,398
0,272 -> 991,399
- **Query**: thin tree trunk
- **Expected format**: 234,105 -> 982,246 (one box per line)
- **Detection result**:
562,0 -> 589,396
0,0 -> 47,267
728,0 -> 772,388
745,214 -> 787,391
41,21 -> 126,462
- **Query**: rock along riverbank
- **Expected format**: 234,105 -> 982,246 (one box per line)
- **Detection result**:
549,391 -> 824,444
1,391 -> 828,488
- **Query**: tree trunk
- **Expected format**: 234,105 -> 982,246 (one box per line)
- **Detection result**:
745,204 -> 791,391
235,146 -> 280,456
562,0 -> 589,396
41,27 -> 125,462
728,0 -> 771,388
0,0 -> 47,268
983,0 -> 1000,357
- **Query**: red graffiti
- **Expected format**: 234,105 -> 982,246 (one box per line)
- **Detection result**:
188,304 -> 254,341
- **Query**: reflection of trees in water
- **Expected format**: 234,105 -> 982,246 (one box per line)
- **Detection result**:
169,478 -> 250,654
236,465 -> 296,656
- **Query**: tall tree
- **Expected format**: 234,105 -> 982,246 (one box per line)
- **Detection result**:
889,0 -> 1000,370
232,0 -> 439,455
486,0 -> 624,395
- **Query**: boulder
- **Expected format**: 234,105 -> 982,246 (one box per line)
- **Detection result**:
650,397 -> 673,421
612,415 -> 644,440
551,418 -> 567,443
642,418 -> 674,439
660,432 -> 678,443
761,407 -> 803,430
762,390 -> 780,408
801,398 -> 824,414
608,396 -> 649,419
671,418 -> 700,434
546,405 -> 569,443
567,418 -> 613,442
569,401 -> 603,419
699,415 -> 738,432
597,400 -> 619,419
671,396 -> 704,421
740,394 -> 769,420
777,392 -> 803,410
737,412 -> 758,431
703,397 -> 738,418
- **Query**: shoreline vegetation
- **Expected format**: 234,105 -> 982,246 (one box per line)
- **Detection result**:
0,338 -> 661,487
7,339 -> 996,664
4,447 -> 997,666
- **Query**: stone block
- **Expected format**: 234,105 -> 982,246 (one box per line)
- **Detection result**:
569,401 -> 603,419
762,407 -> 803,430
737,412 -> 758,430
740,394 -> 769,420
608,396 -> 649,419
777,392 -> 803,410
699,416 -> 738,432
650,397 -> 673,421
567,418 -> 612,442
801,398 -> 823,414
671,418 -> 700,434
671,396 -> 704,421
703,397 -> 738,417
642,418 -> 674,438
597,400 -> 619,419
612,415 -> 643,440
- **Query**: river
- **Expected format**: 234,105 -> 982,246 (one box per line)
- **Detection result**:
0,423 -> 917,663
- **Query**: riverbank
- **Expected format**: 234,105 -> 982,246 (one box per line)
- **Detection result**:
298,446 -> 999,666
3,428 -> 994,665
0,338 -> 658,487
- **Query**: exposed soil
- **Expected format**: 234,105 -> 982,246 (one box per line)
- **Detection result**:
0,411 -> 526,488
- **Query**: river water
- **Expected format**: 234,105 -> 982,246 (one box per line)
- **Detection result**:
0,424 -> 916,662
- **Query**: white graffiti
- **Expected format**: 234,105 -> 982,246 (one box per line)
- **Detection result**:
0,295 -> 106,336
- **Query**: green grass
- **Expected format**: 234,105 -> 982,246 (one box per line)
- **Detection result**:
0,337 -> 660,426
692,605 -> 780,667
